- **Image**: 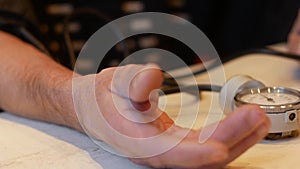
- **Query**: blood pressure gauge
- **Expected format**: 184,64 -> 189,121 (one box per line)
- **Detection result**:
220,75 -> 300,139
235,86 -> 300,139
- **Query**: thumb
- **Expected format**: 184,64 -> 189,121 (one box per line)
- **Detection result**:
111,64 -> 163,111
129,64 -> 163,111
129,64 -> 163,102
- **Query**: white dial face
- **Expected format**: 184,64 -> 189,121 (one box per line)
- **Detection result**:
240,92 -> 300,105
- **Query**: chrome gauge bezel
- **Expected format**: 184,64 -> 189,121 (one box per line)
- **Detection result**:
234,87 -> 300,113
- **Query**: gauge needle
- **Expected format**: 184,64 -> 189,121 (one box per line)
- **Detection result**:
259,93 -> 275,103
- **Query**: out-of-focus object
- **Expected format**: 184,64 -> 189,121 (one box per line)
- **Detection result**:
288,9 -> 300,55
235,86 -> 300,139
220,75 -> 300,140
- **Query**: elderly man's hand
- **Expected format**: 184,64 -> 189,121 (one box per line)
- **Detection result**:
72,64 -> 270,169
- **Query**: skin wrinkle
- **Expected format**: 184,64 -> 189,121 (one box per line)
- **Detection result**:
226,106 -> 267,148
77,61 -> 269,168
201,124 -> 269,169
0,31 -> 81,130
220,110 -> 253,147
93,71 -> 175,154
0,30 -> 273,168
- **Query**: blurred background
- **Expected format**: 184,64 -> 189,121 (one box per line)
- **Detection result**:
1,0 -> 299,71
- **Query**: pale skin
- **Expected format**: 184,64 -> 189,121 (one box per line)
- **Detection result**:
0,31 -> 271,169
288,9 -> 300,55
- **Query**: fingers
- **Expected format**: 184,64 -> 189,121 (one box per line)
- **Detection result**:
168,105 -> 270,169
129,106 -> 269,169
200,114 -> 270,169
226,122 -> 269,162
200,126 -> 270,169
287,33 -> 300,55
107,64 -> 271,169
130,137 -> 228,169
111,64 -> 163,112
129,64 -> 163,103
204,104 -> 270,148
287,9 -> 300,55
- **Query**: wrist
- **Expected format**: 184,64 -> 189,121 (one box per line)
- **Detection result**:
40,66 -> 83,131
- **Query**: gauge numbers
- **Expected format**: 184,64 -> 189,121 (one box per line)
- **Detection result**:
240,92 -> 299,105
236,87 -> 300,106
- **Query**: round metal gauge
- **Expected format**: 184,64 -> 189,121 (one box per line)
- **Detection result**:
234,86 -> 300,139
235,87 -> 300,111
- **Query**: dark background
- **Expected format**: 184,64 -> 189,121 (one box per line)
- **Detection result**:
2,0 -> 300,68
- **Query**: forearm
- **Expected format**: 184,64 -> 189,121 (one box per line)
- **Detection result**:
0,31 -> 82,131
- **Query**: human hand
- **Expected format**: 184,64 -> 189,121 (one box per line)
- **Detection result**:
288,9 -> 300,55
72,64 -> 270,169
